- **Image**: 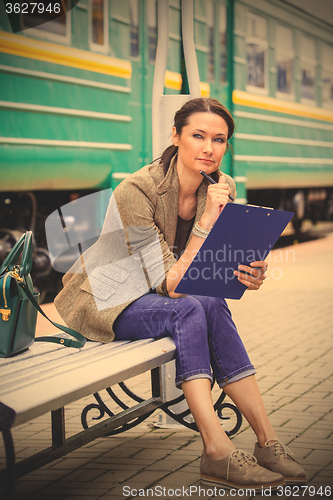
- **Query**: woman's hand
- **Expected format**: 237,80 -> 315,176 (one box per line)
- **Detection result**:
234,261 -> 268,291
199,174 -> 231,230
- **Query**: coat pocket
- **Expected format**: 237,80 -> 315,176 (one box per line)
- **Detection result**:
80,275 -> 116,301
99,263 -> 129,284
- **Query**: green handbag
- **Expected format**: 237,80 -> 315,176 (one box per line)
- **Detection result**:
0,231 -> 86,357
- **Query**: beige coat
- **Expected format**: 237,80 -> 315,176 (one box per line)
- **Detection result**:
54,158 -> 236,342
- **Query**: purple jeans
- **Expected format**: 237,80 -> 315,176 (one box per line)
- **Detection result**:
113,293 -> 256,388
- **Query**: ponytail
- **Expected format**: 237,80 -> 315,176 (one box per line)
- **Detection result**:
160,145 -> 178,176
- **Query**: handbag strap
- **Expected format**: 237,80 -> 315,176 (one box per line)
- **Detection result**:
16,279 -> 86,349
0,231 -> 33,276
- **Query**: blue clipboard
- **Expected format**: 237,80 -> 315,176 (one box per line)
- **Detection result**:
175,203 -> 294,300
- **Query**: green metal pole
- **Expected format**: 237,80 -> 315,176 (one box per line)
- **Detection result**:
226,0 -> 234,179
140,0 -> 148,164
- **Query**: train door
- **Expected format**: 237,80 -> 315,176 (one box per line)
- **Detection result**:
199,0 -> 232,108
127,0 -> 152,170
128,0 -> 185,169
193,0 -> 234,179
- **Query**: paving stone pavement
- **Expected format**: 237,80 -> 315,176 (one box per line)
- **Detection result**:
1,233 -> 332,500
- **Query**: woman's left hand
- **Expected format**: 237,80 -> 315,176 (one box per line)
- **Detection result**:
234,261 -> 268,290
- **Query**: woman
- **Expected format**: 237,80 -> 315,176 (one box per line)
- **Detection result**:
55,98 -> 306,491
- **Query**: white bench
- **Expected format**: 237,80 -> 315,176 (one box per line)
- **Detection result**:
0,333 -> 242,498
0,335 -> 176,497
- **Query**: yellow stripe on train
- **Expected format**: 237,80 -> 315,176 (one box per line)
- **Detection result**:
0,31 -> 211,96
233,90 -> 333,123
0,31 -> 132,79
163,70 -> 210,96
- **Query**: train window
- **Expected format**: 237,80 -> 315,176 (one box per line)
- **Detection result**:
130,0 -> 139,58
21,1 -> 71,44
219,4 -> 227,83
322,43 -> 333,108
300,35 -> 316,102
275,25 -> 294,98
147,0 -> 157,64
246,13 -> 268,92
207,0 -> 215,81
207,2 -> 227,83
89,0 -> 109,53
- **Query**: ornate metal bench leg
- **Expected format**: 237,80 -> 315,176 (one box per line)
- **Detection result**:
51,407 -> 65,447
81,372 -> 242,438
0,402 -> 16,500
160,387 -> 242,437
215,391 -> 243,437
81,368 -> 162,434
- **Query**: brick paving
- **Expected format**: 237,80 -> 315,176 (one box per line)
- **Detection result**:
1,233 -> 332,499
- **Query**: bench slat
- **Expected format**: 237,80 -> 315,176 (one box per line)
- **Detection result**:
0,339 -> 157,389
1,341 -> 110,382
0,337 -> 176,427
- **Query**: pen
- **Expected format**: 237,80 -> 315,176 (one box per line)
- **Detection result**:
200,170 -> 235,202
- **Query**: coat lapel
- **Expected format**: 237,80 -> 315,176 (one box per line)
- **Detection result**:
194,180 -> 209,225
156,157 -> 180,250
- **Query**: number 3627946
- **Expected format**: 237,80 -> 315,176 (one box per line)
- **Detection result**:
5,3 -> 61,14
277,485 -> 331,497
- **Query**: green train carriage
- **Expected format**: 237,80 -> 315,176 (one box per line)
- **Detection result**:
230,0 -> 333,230
0,0 -> 332,296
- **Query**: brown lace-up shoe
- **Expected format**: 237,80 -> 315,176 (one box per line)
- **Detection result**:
253,440 -> 307,485
200,449 -> 285,491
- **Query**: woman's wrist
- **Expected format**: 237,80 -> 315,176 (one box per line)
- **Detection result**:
198,216 -> 212,232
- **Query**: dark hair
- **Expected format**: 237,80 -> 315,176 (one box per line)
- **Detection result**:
160,97 -> 234,180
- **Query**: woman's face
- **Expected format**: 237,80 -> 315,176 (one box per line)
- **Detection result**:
172,112 -> 228,177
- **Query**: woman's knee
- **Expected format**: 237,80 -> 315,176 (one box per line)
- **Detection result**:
171,295 -> 207,323
168,296 -> 210,345
191,295 -> 232,319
